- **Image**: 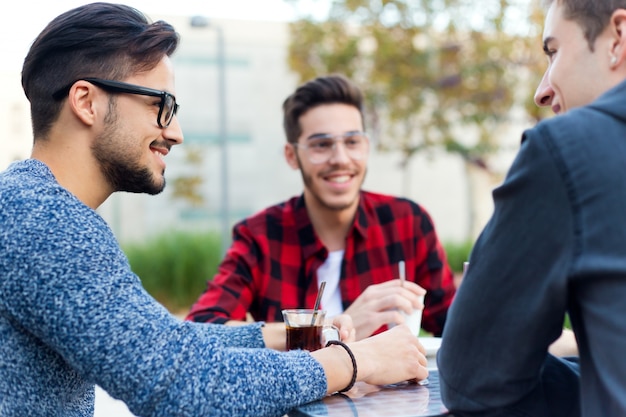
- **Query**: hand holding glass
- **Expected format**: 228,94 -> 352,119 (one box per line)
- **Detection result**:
282,309 -> 339,351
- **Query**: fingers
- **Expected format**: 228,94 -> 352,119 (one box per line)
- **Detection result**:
416,338 -> 427,357
345,300 -> 419,340
344,328 -> 356,343
331,314 -> 353,330
382,294 -> 421,315
356,293 -> 419,317
341,280 -> 427,340
348,309 -> 402,340
368,308 -> 405,328
331,314 -> 356,342
371,279 -> 427,296
352,325 -> 428,386
389,326 -> 429,380
359,280 -> 426,311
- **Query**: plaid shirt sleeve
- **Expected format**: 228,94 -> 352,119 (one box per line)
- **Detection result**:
412,206 -> 456,336
340,193 -> 456,337
184,218 -> 261,324
185,198 -> 313,324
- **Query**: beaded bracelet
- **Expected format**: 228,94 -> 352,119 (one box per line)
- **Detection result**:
325,340 -> 357,393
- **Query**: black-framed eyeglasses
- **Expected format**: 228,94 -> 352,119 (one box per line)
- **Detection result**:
52,78 -> 179,128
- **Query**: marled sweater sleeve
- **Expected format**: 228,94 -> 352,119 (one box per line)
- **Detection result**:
0,162 -> 327,417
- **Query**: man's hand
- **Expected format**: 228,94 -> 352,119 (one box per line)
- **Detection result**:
342,279 -> 426,340
548,328 -> 579,357
312,324 -> 429,395
330,313 -> 356,342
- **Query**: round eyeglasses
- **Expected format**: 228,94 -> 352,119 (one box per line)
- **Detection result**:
293,132 -> 369,164
52,78 -> 180,128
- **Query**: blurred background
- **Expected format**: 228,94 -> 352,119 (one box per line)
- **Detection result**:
1,0 -> 550,313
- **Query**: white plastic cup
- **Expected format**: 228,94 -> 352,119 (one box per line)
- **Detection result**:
403,294 -> 425,337
389,293 -> 425,337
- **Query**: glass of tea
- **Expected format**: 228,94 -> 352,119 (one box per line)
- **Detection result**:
282,309 -> 339,351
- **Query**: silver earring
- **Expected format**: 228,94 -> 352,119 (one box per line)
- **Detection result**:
610,55 -> 618,66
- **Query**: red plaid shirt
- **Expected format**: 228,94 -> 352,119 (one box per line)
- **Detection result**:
186,191 -> 456,336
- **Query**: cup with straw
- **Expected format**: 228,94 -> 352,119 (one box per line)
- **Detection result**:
397,261 -> 425,337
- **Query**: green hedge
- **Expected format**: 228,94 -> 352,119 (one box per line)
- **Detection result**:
122,230 -> 222,313
443,240 -> 474,274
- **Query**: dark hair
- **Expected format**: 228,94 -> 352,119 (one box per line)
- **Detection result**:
282,74 -> 364,144
22,2 -> 180,139
542,0 -> 626,50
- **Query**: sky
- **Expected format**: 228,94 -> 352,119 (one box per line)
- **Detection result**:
2,0 -> 329,71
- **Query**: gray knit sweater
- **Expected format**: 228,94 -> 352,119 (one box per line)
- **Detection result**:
0,159 -> 326,417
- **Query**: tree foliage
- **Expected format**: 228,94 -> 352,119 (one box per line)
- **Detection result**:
286,0 -> 549,168
170,145 -> 205,206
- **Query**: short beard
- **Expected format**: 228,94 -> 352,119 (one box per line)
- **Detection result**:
296,153 -> 365,211
92,101 -> 165,195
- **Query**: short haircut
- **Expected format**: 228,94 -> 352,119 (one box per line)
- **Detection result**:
22,2 -> 180,139
543,0 -> 626,50
282,74 -> 365,144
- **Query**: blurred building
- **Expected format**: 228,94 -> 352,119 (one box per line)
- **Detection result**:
0,15 -> 525,246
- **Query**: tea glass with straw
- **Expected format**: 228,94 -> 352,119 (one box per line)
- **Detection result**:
282,281 -> 339,351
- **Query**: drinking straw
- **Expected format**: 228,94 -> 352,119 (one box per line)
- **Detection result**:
311,281 -> 326,325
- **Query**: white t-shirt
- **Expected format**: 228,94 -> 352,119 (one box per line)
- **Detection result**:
316,250 -> 345,318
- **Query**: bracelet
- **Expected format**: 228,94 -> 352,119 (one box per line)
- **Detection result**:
325,340 -> 357,393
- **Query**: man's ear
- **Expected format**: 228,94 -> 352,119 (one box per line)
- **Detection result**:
284,143 -> 300,170
609,9 -> 626,68
67,80 -> 100,126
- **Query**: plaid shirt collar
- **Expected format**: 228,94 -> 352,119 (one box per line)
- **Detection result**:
293,192 -> 368,260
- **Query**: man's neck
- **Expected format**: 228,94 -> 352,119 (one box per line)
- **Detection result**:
305,196 -> 359,252
31,140 -> 112,209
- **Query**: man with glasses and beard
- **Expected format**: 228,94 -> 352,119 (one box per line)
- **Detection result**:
186,74 -> 457,348
0,4 -> 430,417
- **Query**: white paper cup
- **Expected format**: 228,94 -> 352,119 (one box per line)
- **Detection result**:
389,294 -> 425,337
404,294 -> 424,336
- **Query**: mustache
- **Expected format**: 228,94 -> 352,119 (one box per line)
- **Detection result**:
150,140 -> 172,152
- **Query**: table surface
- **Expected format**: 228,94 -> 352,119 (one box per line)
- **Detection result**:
288,368 -> 452,417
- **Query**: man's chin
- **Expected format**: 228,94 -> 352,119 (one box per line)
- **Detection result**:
145,178 -> 166,195
320,197 -> 358,212
117,178 -> 165,195
145,185 -> 165,195
120,186 -> 164,195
